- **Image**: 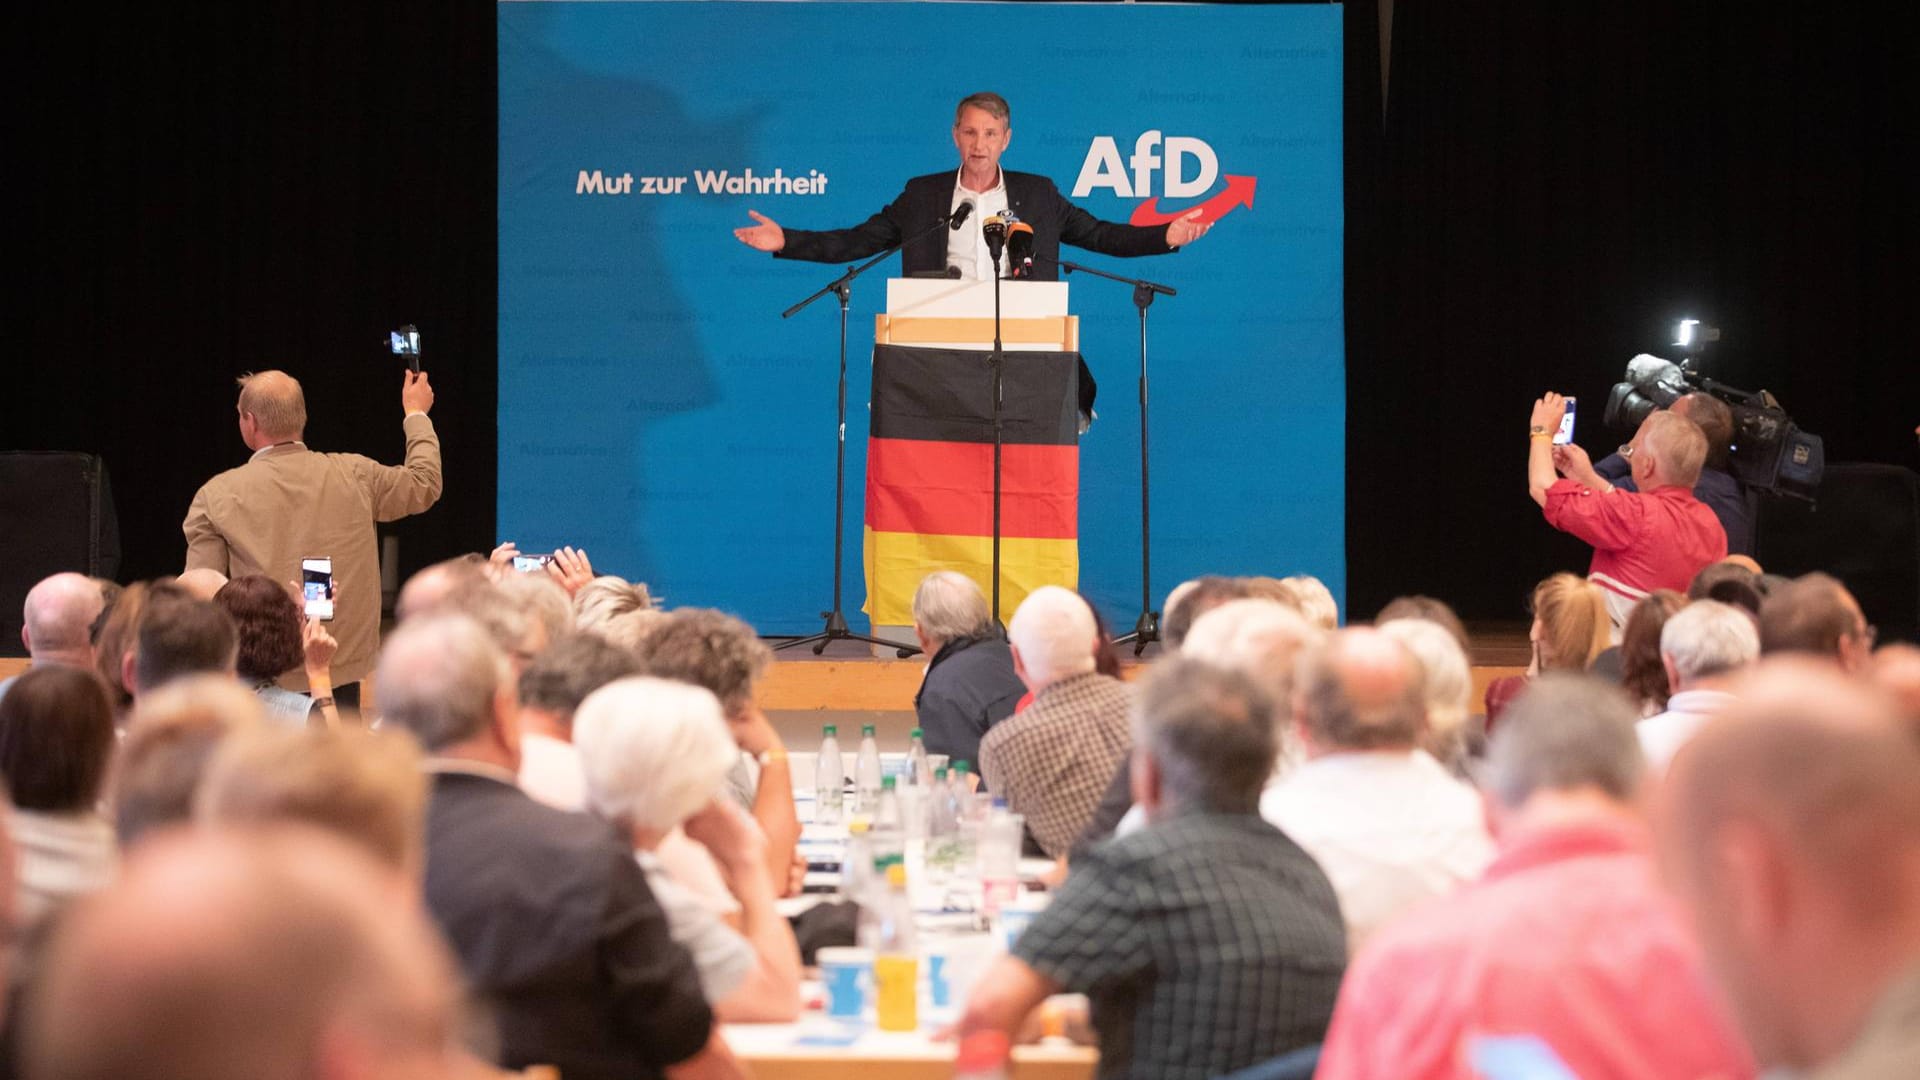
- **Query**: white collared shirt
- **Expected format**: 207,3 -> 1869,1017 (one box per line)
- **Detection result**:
1260,749 -> 1495,952
947,168 -> 1010,281
248,440 -> 306,462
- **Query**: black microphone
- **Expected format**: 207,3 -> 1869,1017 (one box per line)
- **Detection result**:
948,201 -> 975,230
982,214 -> 1007,266
1005,221 -> 1035,278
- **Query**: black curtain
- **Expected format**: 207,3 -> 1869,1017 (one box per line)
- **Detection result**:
3,7 -> 496,584
1345,1 -> 1915,620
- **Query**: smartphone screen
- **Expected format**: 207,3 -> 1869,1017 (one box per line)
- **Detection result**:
512,554 -> 553,574
301,557 -> 335,621
1553,397 -> 1577,445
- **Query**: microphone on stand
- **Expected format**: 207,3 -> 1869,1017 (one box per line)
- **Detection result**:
981,214 -> 1007,269
1005,221 -> 1035,279
948,201 -> 975,230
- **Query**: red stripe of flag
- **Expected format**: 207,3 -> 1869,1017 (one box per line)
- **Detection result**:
865,437 -> 1078,539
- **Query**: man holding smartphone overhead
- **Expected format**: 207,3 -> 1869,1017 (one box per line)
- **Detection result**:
183,368 -> 443,706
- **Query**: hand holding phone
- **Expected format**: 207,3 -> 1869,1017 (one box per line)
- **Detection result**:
301,557 -> 335,621
512,553 -> 554,574
1553,396 -> 1578,445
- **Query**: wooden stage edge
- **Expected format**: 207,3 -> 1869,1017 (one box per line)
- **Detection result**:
0,654 -> 1530,715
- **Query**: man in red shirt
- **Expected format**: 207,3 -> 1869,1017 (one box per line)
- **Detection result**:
1316,674 -> 1754,1080
1527,392 -> 1727,634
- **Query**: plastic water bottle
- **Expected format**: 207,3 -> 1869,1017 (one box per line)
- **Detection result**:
946,762 -> 983,909
815,724 -> 845,826
979,801 -> 1023,918
905,727 -> 932,787
855,723 -> 883,815
871,776 -> 906,869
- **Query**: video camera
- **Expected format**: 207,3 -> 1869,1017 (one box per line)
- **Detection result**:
1602,321 -> 1824,502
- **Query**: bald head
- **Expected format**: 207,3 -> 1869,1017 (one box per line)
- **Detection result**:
26,827 -> 464,1080
21,572 -> 104,664
1294,627 -> 1426,753
1666,659 -> 1920,919
393,557 -> 489,623
234,370 -> 307,445
1007,586 -> 1098,690
1660,658 -> 1920,1069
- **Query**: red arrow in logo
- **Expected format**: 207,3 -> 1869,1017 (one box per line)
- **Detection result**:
1127,174 -> 1258,227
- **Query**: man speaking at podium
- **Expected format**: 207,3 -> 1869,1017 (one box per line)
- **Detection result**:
732,92 -> 1213,275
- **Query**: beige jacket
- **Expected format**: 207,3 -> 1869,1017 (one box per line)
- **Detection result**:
183,413 -> 441,687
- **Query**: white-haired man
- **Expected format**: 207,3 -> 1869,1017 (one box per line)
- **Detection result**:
1637,600 -> 1760,770
376,615 -> 740,1080
0,572 -> 105,704
1529,395 -> 1727,632
185,369 -> 443,706
978,586 -> 1131,858
1262,628 -> 1493,951
911,571 -> 1023,773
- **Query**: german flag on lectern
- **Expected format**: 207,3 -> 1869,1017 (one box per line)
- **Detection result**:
863,345 -> 1080,628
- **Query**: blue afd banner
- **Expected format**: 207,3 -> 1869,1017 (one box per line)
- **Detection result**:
499,1 -> 1344,634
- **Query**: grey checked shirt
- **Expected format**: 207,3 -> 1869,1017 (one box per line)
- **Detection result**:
1016,812 -> 1348,1080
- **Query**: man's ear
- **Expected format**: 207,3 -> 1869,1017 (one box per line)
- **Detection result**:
18,625 -> 28,652
1718,821 -> 1793,946
1010,643 -> 1028,684
121,650 -> 138,696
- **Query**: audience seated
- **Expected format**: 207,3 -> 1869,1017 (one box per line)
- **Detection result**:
0,666 -> 119,931
1373,594 -> 1471,653
1615,588 -> 1688,715
959,659 -> 1346,1080
24,827 -> 473,1080
515,633 -> 644,811
1279,574 -> 1339,630
1688,557 -> 1766,615
1758,572 -> 1875,672
111,675 -> 265,847
171,566 -> 228,601
1261,628 -> 1493,951
213,574 -> 340,727
89,580 -> 165,721
196,726 -> 427,878
980,587 -> 1134,858
1867,642 -> 1920,737
574,574 -> 667,650
630,608 -> 800,893
1085,599 -> 1323,852
1316,673 -> 1753,1080
910,571 -> 1024,773
1160,575 -> 1255,649
1483,572 -> 1609,729
575,676 -> 803,1022
376,613 -> 736,1079
129,592 -> 238,701
1637,600 -> 1760,771
1,573 -> 106,704
1377,616 -> 1479,774
1659,659 -> 1920,1078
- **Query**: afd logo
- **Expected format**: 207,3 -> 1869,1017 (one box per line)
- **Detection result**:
1071,131 -> 1256,226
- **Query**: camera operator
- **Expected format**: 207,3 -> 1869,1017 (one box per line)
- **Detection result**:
1528,393 -> 1727,636
183,370 -> 442,708
1591,393 -> 1754,556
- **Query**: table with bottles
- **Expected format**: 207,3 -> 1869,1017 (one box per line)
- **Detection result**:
730,725 -> 1097,1079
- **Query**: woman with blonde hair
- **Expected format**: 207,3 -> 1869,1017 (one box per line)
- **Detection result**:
1483,573 -> 1610,730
